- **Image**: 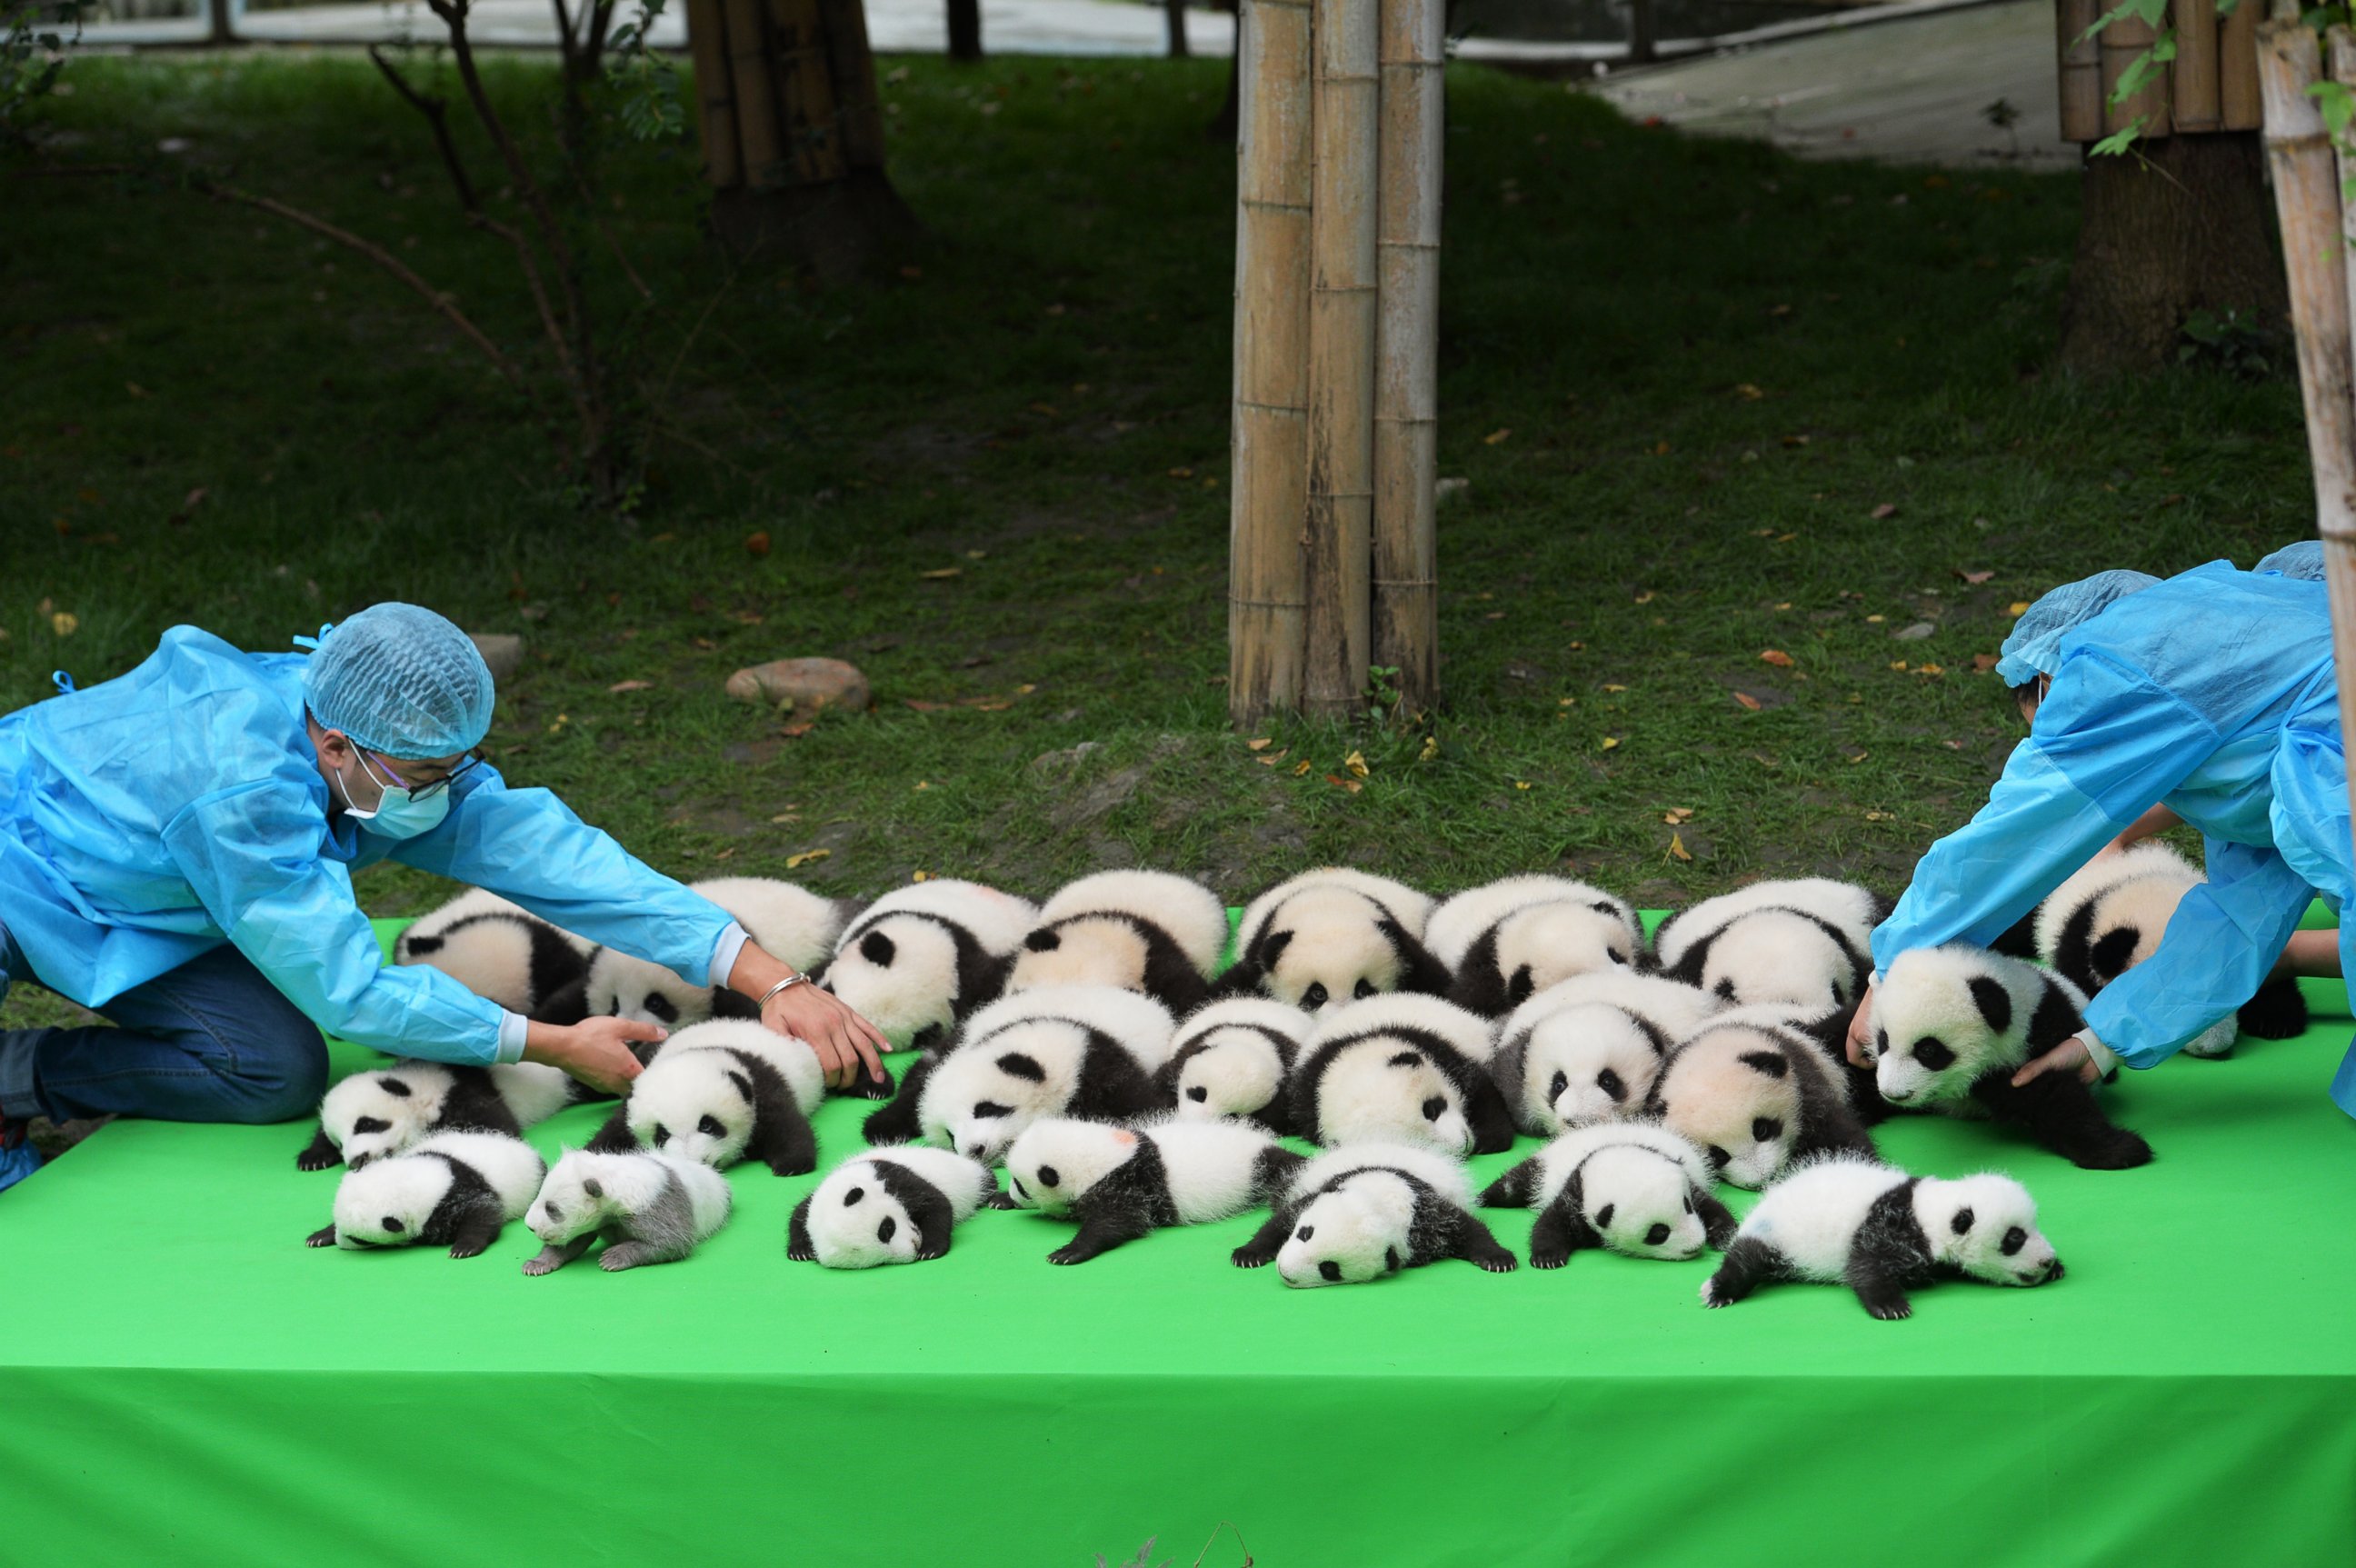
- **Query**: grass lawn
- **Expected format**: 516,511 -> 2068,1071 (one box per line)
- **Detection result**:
0,45 -> 2311,1049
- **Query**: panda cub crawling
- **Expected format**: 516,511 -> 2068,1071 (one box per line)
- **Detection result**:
1231,1141 -> 1516,1286
1869,945 -> 2154,1170
1489,972 -> 1719,1135
306,1131 -> 547,1258
1480,1122 -> 1735,1268
523,1147 -> 734,1274
1644,1013 -> 1877,1189
1005,870 -> 1229,1014
1701,1154 -> 2063,1320
788,1145 -> 996,1269
394,888 -> 594,1024
1652,877 -> 1884,1012
297,1058 -> 574,1171
1289,994 -> 1518,1156
1222,868 -> 1452,1014
1425,874 -> 1642,1018
582,875 -> 848,1032
1153,997 -> 1315,1132
587,1019 -> 861,1178
996,1115 -> 1308,1264
818,879 -> 1037,1051
862,984 -> 1176,1164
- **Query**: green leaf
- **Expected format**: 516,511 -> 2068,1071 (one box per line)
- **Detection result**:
2076,0 -> 2170,47
2090,118 -> 2149,157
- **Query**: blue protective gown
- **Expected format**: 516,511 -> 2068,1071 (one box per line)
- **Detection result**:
0,626 -> 739,1066
1870,562 -> 2356,1114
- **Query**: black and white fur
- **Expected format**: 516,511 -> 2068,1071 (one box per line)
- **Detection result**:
306,1131 -> 546,1257
1289,994 -> 1518,1155
1221,868 -> 1451,1014
522,1147 -> 734,1274
1701,1154 -> 2063,1319
295,1058 -> 574,1172
1479,1122 -> 1735,1267
1153,997 -> 1314,1132
997,1115 -> 1308,1264
1426,875 -> 1642,1017
788,1145 -> 995,1268
585,1019 -> 847,1177
1489,972 -> 1720,1134
583,875 -> 847,1031
817,879 -> 1037,1052
394,889 -> 594,1024
861,984 -> 1176,1164
1644,1014 -> 1877,1188
1711,1000 -> 1889,1124
1652,877 -> 1885,1012
2034,841 -> 2308,1058
1867,945 -> 2154,1170
1004,870 -> 1229,1014
1231,1142 -> 1516,1286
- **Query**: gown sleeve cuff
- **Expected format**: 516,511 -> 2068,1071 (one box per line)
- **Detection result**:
2080,1027 -> 2121,1081
495,1010 -> 531,1064
708,922 -> 752,992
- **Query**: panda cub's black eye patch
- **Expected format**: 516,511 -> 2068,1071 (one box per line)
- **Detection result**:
1354,978 -> 1378,999
973,1102 -> 1014,1119
1595,1204 -> 1615,1229
1913,1037 -> 1955,1071
876,1216 -> 896,1244
697,1114 -> 726,1138
1297,1224 -> 1314,1242
1596,1068 -> 1626,1102
1037,1165 -> 1061,1188
652,1124 -> 670,1145
1752,1117 -> 1782,1144
1421,1096 -> 1448,1122
383,1216 -> 405,1233
644,994 -> 678,1024
353,1116 -> 391,1135
2001,1225 -> 2028,1256
1644,1223 -> 1671,1247
844,1186 -> 864,1206
1186,1086 -> 1208,1103
1548,1070 -> 1570,1103
1319,1261 -> 1343,1282
1302,983 -> 1329,1009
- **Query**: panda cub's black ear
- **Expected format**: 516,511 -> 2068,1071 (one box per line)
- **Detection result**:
380,1077 -> 414,1097
1024,927 -> 1063,953
1967,975 -> 2013,1035
1737,1050 -> 1788,1078
861,930 -> 897,967
994,1052 -> 1048,1083
1949,1206 -> 1974,1234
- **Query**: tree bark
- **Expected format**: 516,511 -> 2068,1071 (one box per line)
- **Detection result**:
1166,0 -> 1189,56
2058,131 -> 2288,374
947,0 -> 983,60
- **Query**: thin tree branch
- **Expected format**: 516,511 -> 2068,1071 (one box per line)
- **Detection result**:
366,44 -> 480,213
567,151 -> 653,302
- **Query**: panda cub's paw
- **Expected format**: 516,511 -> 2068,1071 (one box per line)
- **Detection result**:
1474,1254 -> 1518,1273
304,1225 -> 338,1249
1231,1244 -> 1276,1269
1865,1299 -> 1912,1322
981,1190 -> 1022,1212
785,1243 -> 817,1263
1699,1276 -> 1731,1308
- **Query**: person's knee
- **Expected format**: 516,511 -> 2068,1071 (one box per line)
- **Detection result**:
219,1023 -> 330,1124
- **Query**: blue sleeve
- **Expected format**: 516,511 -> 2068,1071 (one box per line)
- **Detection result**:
159,782 -> 511,1064
388,766 -> 738,986
1872,649 -> 2220,972
2081,838 -> 2312,1067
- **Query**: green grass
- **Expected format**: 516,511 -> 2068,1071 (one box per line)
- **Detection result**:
0,45 -> 2312,974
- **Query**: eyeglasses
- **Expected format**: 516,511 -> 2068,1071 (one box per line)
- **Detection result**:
368,748 -> 487,802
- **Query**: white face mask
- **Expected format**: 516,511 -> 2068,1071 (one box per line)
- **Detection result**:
332,751 -> 453,840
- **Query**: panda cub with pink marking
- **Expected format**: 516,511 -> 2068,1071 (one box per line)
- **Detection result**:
1702,1154 -> 2063,1319
1479,1122 -> 1735,1267
1222,868 -> 1452,1015
1425,874 -> 1642,1017
1230,1142 -> 1516,1286
817,879 -> 1036,1052
1488,971 -> 1719,1134
1652,877 -> 1884,1012
996,1116 -> 1307,1264
1644,1012 -> 1877,1189
1289,994 -> 1518,1155
1153,997 -> 1315,1133
1005,870 -> 1229,1014
788,1146 -> 995,1268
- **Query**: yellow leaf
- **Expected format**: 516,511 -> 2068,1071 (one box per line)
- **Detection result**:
1667,833 -> 1692,862
1557,696 -> 1575,707
920,567 -> 963,580
608,680 -> 654,693
1484,428 -> 1512,445
913,870 -> 931,881
1758,649 -> 1793,667
1168,466 -> 1194,479
1864,811 -> 1895,823
1515,780 -> 1532,791
1732,692 -> 1762,711
1733,384 -> 1764,401
1248,737 -> 1273,751
785,849 -> 832,869
769,812 -> 800,823
1418,734 -> 1439,762
2009,600 -> 2032,616
1915,664 -> 1945,676
1890,661 -> 1910,672
1865,614 -> 1885,624
49,612 -> 77,637
1344,749 -> 1369,778
1602,684 -> 1628,694
913,781 -> 931,790
1293,760 -> 1313,776
1633,591 -> 1656,604
1600,736 -> 1621,752
1651,440 -> 1672,456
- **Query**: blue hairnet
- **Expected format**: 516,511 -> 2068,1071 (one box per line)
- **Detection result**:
299,603 -> 494,757
1993,569 -> 2160,687
2254,540 -> 2325,581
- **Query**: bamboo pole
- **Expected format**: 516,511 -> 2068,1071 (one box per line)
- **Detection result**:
2058,0 -> 2103,143
815,0 -> 892,175
2173,0 -> 2223,132
2258,1 -> 2356,811
1373,0 -> 1442,713
685,0 -> 744,189
2102,10 -> 2173,136
765,0 -> 845,185
2221,0 -> 2262,128
1302,0 -> 1380,719
723,0 -> 789,186
1229,0 -> 1315,724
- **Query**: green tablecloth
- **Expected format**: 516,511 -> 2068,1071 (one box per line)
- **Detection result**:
5,919 -> 2354,1566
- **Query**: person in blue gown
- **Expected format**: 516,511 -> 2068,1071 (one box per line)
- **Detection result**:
0,604 -> 886,1192
1846,555 -> 2356,1117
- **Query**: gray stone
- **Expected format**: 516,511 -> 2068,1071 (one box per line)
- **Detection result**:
724,657 -> 871,713
471,633 -> 525,684
1892,622 -> 1937,642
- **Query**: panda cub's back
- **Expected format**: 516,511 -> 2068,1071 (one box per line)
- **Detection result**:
1742,1157 -> 1906,1278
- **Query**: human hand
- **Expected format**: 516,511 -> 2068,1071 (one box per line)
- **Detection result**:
528,1016 -> 663,1097
767,982 -> 891,1092
1844,979 -> 1878,1070
2010,1034 -> 2101,1089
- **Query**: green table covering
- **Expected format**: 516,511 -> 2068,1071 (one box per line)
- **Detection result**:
5,919 -> 2355,1566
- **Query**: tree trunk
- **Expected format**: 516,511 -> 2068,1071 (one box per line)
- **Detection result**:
947,0 -> 983,61
691,0 -> 921,280
2058,131 -> 2288,373
1207,2 -> 1241,139
205,0 -> 235,45
1626,0 -> 1654,65
1166,0 -> 1189,56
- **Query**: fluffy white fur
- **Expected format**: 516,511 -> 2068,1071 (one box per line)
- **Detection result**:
917,985 -> 1177,1164
1233,869 -> 1438,1015
524,1148 -> 733,1268
328,1131 -> 547,1249
2032,843 -> 2237,1058
1704,1155 -> 2062,1295
1300,994 -> 1496,1155
622,1019 -> 826,1169
1689,907 -> 1869,1012
1165,998 -> 1313,1121
1495,972 -> 1720,1133
1003,870 -> 1227,995
1272,1142 -> 1471,1289
315,1059 -> 573,1169
585,876 -> 842,1027
1518,1123 -> 1716,1260
1005,1114 -> 1281,1223
801,1145 -> 993,1268
1653,878 -> 1878,970
820,880 -> 1037,1047
1647,1021 -> 1811,1189
395,888 -> 596,959
1427,875 -> 1641,996
1870,945 -> 2088,1108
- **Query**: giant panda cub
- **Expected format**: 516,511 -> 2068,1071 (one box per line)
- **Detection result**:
306,1131 -> 546,1257
1479,1122 -> 1735,1267
1153,997 -> 1315,1132
1231,1141 -> 1516,1286
583,875 -> 847,1033
1643,1013 -> 1877,1188
394,888 -> 595,1024
860,984 -> 1176,1164
1003,870 -> 1229,1015
296,1058 -> 574,1171
996,1116 -> 1308,1264
522,1148 -> 734,1274
1710,1000 -> 1888,1124
2033,841 -> 2309,1057
1702,1154 -> 2063,1320
1425,874 -> 1643,1017
817,879 -> 1038,1052
788,1145 -> 996,1268
1489,971 -> 1720,1135
1652,877 -> 1885,1013
1221,868 -> 1452,1014
585,1019 -> 853,1177
1868,945 -> 2154,1170
1289,993 -> 1518,1156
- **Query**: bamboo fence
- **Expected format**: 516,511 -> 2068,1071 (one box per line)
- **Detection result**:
2060,0 -> 2261,143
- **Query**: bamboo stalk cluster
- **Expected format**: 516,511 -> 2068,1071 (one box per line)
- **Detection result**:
1230,0 -> 1443,724
2057,0 -> 2261,142
684,0 -> 891,192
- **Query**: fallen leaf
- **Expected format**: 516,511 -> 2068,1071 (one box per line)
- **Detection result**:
607,680 -> 653,694
1782,434 -> 1809,448
1865,810 -> 1895,823
1662,807 -> 1694,824
1865,614 -> 1886,624
1514,780 -> 1532,791
967,549 -> 989,560
1326,774 -> 1363,794
1890,661 -> 1911,672
1484,428 -> 1512,445
1769,303 -> 1792,316
1733,384 -> 1764,401
1168,467 -> 1194,479
1846,750 -> 1869,764
779,721 -> 815,738
50,612 -> 78,637
2009,601 -> 2032,616
1972,653 -> 1999,672
1758,649 -> 1794,667
769,812 -> 800,824
1892,622 -> 1936,641
1633,591 -> 1656,604
1870,503 -> 1897,520
1942,739 -> 1964,750
1915,664 -> 1945,676
1651,441 -> 1672,456
1602,684 -> 1629,694
125,382 -> 149,398
1955,568 -> 1994,584
1418,734 -> 1439,762
1557,696 -> 1576,707
784,849 -> 832,868
733,612 -> 764,625
1732,691 -> 1762,711
912,870 -> 932,881
744,531 -> 771,557
1293,760 -> 1313,776
1344,750 -> 1369,778
1247,737 -> 1273,751
913,781 -> 931,791
168,486 -> 207,525
1667,833 -> 1692,862
919,567 -> 963,581
1600,736 -> 1621,751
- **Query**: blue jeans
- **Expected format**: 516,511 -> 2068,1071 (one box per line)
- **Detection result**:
0,921 -> 329,1132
